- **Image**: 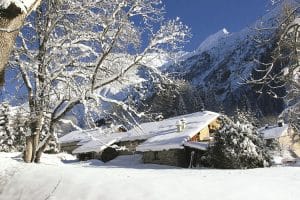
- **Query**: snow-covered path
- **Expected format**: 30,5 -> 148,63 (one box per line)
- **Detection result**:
0,153 -> 300,200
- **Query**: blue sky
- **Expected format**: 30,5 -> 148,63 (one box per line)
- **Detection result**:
164,0 -> 271,51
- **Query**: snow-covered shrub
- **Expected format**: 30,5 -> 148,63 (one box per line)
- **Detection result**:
233,108 -> 260,127
207,116 -> 271,169
0,103 -> 26,152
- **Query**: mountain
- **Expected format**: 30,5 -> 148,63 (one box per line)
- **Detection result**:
1,1 -> 296,127
161,3 -> 292,117
99,2 -> 292,120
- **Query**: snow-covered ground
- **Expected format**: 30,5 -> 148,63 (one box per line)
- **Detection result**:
0,153 -> 300,200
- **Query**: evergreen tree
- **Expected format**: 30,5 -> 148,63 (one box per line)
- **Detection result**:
207,116 -> 271,169
0,102 -> 10,152
0,103 -> 25,152
233,107 -> 260,127
176,94 -> 188,115
142,80 -> 206,119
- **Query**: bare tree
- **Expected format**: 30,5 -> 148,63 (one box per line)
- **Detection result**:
9,0 -> 190,162
248,1 -> 300,131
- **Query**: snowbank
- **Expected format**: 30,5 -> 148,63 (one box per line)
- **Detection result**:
0,153 -> 300,200
0,152 -> 21,193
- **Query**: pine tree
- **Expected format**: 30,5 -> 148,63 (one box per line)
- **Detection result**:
208,116 -> 271,169
184,85 -> 205,112
233,107 -> 260,127
9,109 -> 26,152
142,80 -> 206,120
176,94 -> 188,115
0,103 -> 26,152
0,102 -> 11,152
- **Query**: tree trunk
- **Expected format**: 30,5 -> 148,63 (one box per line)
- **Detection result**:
31,132 -> 40,162
24,136 -> 33,163
24,133 -> 42,163
35,124 -> 54,163
24,118 -> 42,162
34,148 -> 43,163
0,4 -> 27,85
35,134 -> 52,163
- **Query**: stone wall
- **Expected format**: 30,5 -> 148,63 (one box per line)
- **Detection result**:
77,151 -> 104,161
142,149 -> 188,168
77,152 -> 96,161
142,147 -> 207,168
60,141 -> 80,154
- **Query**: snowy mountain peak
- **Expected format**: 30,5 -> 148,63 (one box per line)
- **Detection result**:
221,28 -> 230,34
197,28 -> 230,52
162,3 -> 292,115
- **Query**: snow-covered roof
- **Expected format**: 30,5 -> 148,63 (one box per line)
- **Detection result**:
183,141 -> 209,151
72,123 -> 159,154
73,138 -> 119,154
259,124 -> 289,140
136,111 -> 219,152
64,121 -> 159,154
59,128 -> 104,144
66,111 -> 219,154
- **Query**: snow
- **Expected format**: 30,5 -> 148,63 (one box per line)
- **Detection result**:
73,138 -> 118,154
184,141 -> 209,151
0,152 -> 20,193
58,127 -> 115,144
1,152 -> 300,200
61,122 -> 158,154
197,28 -> 230,52
0,0 -> 36,13
136,111 -> 219,152
259,124 -> 289,140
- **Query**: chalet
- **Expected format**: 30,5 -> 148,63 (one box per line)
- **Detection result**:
259,123 -> 290,146
259,122 -> 300,157
136,111 -> 220,168
58,111 -> 221,165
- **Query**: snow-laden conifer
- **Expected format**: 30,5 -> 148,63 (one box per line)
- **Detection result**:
208,116 -> 271,169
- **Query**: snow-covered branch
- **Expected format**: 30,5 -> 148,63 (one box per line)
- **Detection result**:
249,1 -> 300,130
